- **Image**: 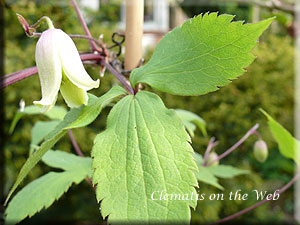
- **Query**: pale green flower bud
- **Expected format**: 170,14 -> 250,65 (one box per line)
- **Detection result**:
254,140 -> 268,163
33,28 -> 100,113
206,152 -> 219,166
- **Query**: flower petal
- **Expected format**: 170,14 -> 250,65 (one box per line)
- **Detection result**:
55,29 -> 100,90
34,94 -> 58,113
33,29 -> 62,111
60,72 -> 88,108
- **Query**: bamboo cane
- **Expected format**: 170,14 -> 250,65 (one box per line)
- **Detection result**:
125,0 -> 144,71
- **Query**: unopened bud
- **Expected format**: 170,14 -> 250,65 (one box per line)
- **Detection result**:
206,152 -> 219,166
16,13 -> 34,37
254,140 -> 268,163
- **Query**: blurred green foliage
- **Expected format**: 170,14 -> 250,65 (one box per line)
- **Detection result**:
4,0 -> 295,224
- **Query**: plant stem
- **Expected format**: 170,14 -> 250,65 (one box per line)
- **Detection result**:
1,67 -> 38,89
101,60 -> 135,95
31,16 -> 54,30
211,167 -> 300,224
253,130 -> 262,140
68,130 -> 84,157
207,124 -> 259,166
71,0 -> 100,52
33,32 -> 102,46
67,130 -> 94,187
44,16 -> 54,29
79,53 -> 103,61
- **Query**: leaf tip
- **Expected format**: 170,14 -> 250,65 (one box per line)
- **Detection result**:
259,108 -> 271,120
258,16 -> 276,29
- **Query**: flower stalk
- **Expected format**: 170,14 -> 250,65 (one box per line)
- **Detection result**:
71,0 -> 100,52
207,124 -> 259,166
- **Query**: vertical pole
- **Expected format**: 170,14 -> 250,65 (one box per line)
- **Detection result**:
295,0 -> 300,222
125,0 -> 144,71
251,5 -> 260,23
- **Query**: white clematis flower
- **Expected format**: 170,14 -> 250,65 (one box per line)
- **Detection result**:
33,28 -> 100,113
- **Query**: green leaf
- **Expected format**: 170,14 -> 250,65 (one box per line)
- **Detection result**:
92,91 -> 198,223
130,13 -> 274,96
261,110 -> 300,165
195,166 -> 223,190
5,171 -> 87,225
6,87 -> 126,204
5,150 -> 93,225
65,86 -> 126,129
31,121 -> 61,146
192,153 -> 247,188
182,121 -> 197,137
42,150 -> 93,177
193,153 -> 222,189
5,107 -> 82,205
30,121 -> 61,153
9,105 -> 67,134
208,165 -> 249,179
175,109 -> 207,136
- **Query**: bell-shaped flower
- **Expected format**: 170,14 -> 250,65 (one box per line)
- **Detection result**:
33,28 -> 100,113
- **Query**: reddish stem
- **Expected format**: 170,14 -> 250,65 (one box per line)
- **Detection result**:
71,0 -> 100,52
68,130 -> 84,157
1,67 -> 38,89
68,129 -> 94,187
33,32 -> 102,47
80,53 -> 103,61
207,124 -> 259,166
101,60 -> 135,95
